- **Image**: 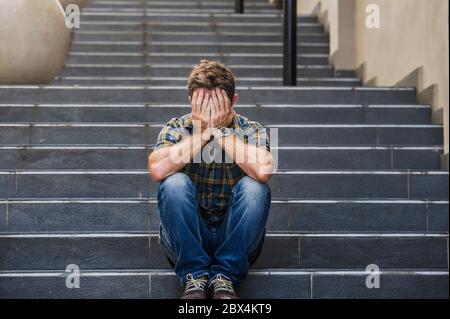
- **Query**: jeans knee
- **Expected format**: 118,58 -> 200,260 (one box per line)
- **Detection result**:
230,177 -> 271,222
158,172 -> 194,196
157,173 -> 198,224
233,176 -> 271,202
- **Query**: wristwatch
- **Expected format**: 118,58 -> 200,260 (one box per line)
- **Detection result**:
218,127 -> 231,138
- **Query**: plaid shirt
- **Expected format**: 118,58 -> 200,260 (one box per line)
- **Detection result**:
155,113 -> 270,215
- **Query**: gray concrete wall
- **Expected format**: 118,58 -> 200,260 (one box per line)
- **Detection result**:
298,0 -> 449,165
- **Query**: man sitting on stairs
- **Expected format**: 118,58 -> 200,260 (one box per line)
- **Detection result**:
148,60 -> 273,299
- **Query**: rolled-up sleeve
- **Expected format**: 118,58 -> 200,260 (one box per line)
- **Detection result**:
155,118 -> 190,150
242,122 -> 270,153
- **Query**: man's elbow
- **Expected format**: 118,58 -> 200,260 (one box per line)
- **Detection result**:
149,168 -> 165,183
255,164 -> 273,183
256,172 -> 272,184
148,155 -> 165,182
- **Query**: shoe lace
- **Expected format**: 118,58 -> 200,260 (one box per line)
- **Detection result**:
185,274 -> 208,293
209,274 -> 235,294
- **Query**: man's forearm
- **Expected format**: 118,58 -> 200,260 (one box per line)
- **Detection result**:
148,132 -> 209,182
218,134 -> 273,183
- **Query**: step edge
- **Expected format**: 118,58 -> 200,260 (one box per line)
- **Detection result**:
1,198 -> 448,204
0,85 -> 414,90
0,270 -> 447,277
0,169 -> 448,175
0,146 -> 443,150
0,103 -> 428,108
0,232 -> 447,238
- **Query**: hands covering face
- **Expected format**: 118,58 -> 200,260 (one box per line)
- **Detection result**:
190,87 -> 234,131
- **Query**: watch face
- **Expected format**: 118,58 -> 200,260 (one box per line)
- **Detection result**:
220,127 -> 231,137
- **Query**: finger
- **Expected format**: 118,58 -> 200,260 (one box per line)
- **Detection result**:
211,99 -> 219,126
211,88 -> 221,112
216,87 -> 225,112
201,92 -> 210,114
207,103 -> 212,127
219,88 -> 228,113
204,104 -> 211,129
197,89 -> 205,111
222,89 -> 231,110
210,104 -> 215,129
191,90 -> 198,113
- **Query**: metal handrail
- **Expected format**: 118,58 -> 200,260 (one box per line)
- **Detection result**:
235,0 -> 244,13
283,0 -> 297,86
235,0 -> 298,86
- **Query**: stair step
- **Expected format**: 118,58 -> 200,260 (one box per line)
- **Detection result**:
55,77 -> 361,87
66,52 -> 330,65
85,4 -> 280,11
0,233 -> 447,271
1,104 -> 429,124
0,170 -> 447,199
81,14 -> 324,25
1,199 -> 447,233
73,33 -> 328,43
87,5 -> 280,11
59,64 -> 335,78
0,146 -> 443,170
85,8 -> 282,14
87,3 -> 278,8
0,123 -> 442,146
1,270 -> 446,299
79,22 -> 321,33
91,0 -> 285,5
0,86 -> 417,104
70,42 -> 330,54
85,6 -> 278,12
79,13 -> 318,24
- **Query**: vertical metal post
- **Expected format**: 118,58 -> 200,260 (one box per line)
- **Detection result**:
283,0 -> 297,86
235,0 -> 244,14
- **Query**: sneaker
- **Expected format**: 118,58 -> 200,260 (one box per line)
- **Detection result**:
180,274 -> 209,299
208,274 -> 239,299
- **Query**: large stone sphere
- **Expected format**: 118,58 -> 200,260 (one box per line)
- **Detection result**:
0,0 -> 70,84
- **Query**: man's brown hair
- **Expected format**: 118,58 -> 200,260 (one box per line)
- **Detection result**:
187,60 -> 236,101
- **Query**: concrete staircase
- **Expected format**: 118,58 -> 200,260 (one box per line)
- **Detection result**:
0,0 -> 448,299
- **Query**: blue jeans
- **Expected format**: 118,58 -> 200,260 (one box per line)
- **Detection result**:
157,172 -> 271,286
